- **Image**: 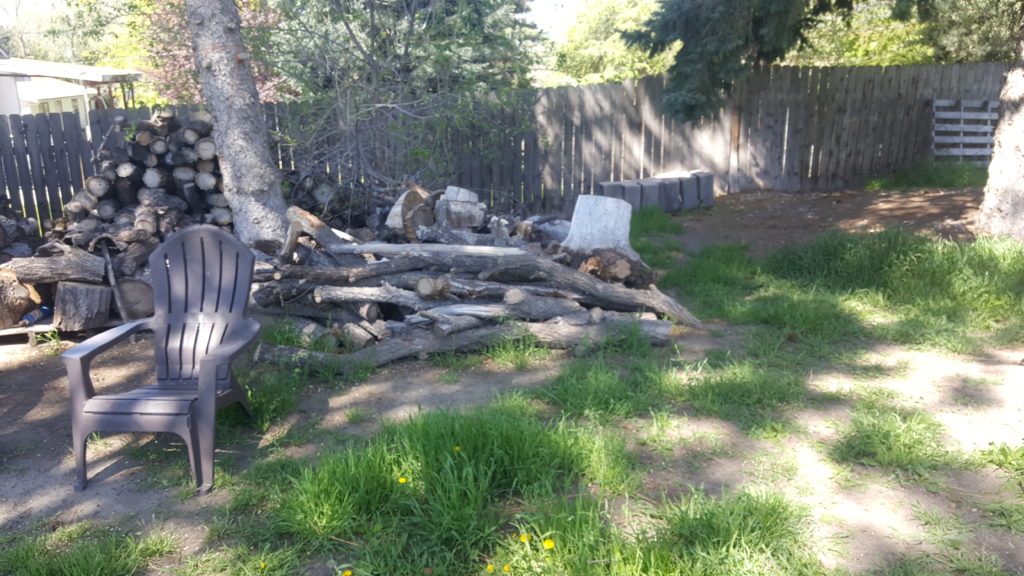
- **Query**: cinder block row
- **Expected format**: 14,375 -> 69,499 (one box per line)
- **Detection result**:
597,172 -> 714,213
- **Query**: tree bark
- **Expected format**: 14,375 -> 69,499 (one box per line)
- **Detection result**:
183,0 -> 288,246
978,19 -> 1024,238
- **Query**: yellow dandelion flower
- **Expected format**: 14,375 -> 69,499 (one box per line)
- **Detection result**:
260,561 -> 267,569
398,477 -> 408,484
342,571 -> 353,576
502,565 -> 511,573
543,538 -> 555,550
519,533 -> 532,543
454,445 -> 462,451
486,564 -> 495,573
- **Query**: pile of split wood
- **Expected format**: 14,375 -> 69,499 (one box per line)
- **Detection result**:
251,193 -> 703,372
0,109 -> 226,332
60,109 -> 231,275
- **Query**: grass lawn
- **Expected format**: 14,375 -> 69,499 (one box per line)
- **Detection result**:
3,207 -> 1024,576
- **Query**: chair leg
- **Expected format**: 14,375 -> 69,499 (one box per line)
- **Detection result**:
71,424 -> 89,491
179,425 -> 200,492
195,409 -> 216,495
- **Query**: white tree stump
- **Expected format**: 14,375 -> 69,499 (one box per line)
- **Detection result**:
561,195 -> 639,259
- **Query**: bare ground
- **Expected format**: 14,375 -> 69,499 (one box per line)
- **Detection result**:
3,187 -> 1023,574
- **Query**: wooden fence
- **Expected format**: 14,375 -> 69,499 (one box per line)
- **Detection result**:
0,62 -> 1010,224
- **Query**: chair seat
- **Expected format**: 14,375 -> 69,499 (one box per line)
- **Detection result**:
85,387 -> 198,415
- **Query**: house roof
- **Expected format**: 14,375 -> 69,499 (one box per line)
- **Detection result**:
0,58 -> 140,84
16,77 -> 89,103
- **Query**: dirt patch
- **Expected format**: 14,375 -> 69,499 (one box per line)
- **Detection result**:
2,187 -> 1022,573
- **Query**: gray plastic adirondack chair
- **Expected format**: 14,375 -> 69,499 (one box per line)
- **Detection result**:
62,224 -> 260,494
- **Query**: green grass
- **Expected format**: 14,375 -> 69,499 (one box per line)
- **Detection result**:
218,395 -> 638,574
535,356 -> 675,420
865,160 -> 988,191
679,360 -> 806,433
485,332 -> 550,370
631,206 -> 685,269
832,389 -> 955,474
0,524 -> 174,576
662,229 -> 1024,353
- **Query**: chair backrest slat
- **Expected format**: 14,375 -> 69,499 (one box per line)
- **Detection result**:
149,226 -> 254,382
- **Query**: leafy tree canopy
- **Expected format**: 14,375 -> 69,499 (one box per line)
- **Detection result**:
785,0 -> 933,66
628,0 -> 1021,120
551,0 -> 680,85
271,0 -> 540,98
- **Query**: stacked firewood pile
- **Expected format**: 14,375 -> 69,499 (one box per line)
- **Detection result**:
57,109 -> 231,275
250,191 -> 703,372
0,110 -> 227,332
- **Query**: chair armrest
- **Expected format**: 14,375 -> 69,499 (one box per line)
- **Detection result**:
62,318 -> 153,407
62,318 -> 154,364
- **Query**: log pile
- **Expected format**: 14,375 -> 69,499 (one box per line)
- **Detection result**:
0,109 -> 226,331
58,109 -> 231,274
250,193 -> 702,372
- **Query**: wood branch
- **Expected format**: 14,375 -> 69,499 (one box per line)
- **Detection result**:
172,165 -> 197,184
209,206 -> 233,226
71,190 -> 99,211
252,302 -> 364,325
195,137 -> 216,160
274,257 -> 431,284
415,227 -> 501,246
86,175 -> 111,198
281,205 -> 358,261
135,207 -> 158,235
419,310 -> 487,336
195,171 -> 219,191
479,255 -> 703,328
148,137 -> 169,155
114,177 -> 139,206
313,284 -> 429,310
326,242 -> 527,257
112,237 -> 159,276
0,269 -> 35,329
3,246 -> 106,283
142,167 -> 171,189
251,279 -> 315,308
195,158 -> 216,173
421,289 -> 583,321
254,319 -> 673,371
94,199 -> 120,221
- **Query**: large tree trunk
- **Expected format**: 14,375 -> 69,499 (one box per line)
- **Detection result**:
183,0 -> 288,246
978,21 -> 1024,238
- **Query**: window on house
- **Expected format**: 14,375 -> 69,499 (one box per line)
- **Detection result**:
39,102 -> 50,114
54,100 -> 64,113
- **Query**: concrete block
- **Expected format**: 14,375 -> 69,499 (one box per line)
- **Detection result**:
680,174 -> 700,210
693,171 -> 715,207
658,178 -> 682,212
639,178 -> 661,209
598,181 -> 624,200
621,180 -> 642,211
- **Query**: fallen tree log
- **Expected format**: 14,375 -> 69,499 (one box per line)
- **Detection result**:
274,257 -> 431,284
313,284 -> 429,310
479,255 -> 703,328
254,318 -> 673,372
3,246 -> 106,284
423,288 -> 584,321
